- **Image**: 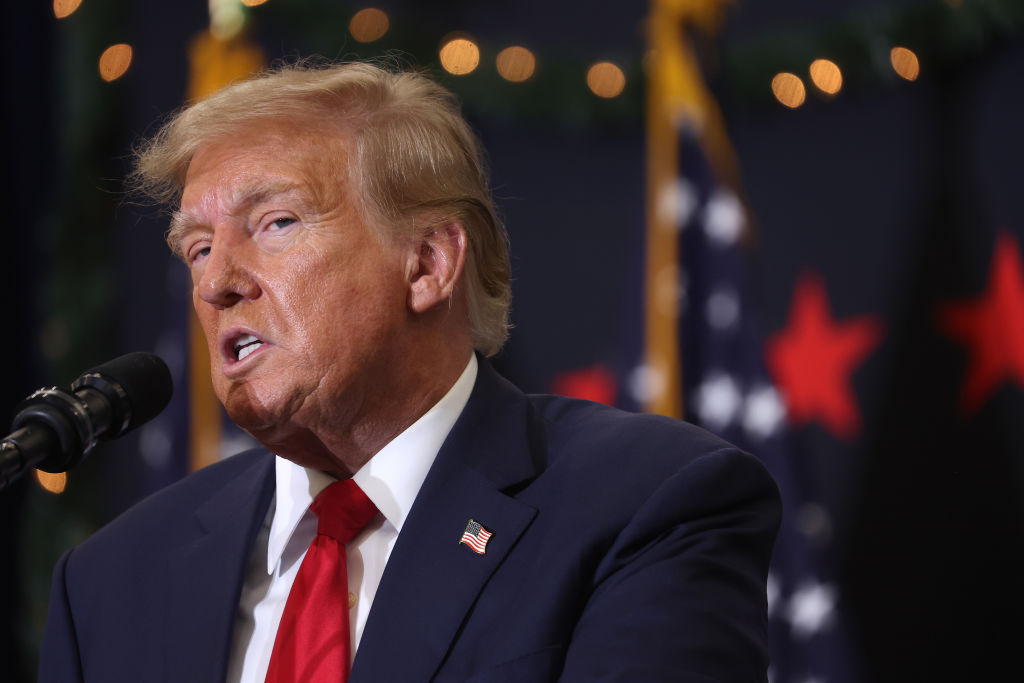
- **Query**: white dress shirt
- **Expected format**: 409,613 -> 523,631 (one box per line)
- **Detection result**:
226,355 -> 478,683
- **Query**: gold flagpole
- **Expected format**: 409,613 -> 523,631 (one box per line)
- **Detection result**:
644,0 -> 739,418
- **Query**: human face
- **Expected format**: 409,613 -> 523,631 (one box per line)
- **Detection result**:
174,121 -> 417,468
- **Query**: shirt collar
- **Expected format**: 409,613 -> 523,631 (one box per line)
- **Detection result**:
266,354 -> 478,574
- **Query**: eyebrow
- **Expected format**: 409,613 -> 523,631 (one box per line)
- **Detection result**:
166,211 -> 196,259
167,180 -> 309,258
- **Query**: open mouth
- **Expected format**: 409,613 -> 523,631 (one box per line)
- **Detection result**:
233,333 -> 264,361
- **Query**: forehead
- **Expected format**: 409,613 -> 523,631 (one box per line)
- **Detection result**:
182,119 -> 356,216
169,120 -> 354,252
183,144 -> 303,208
186,118 -> 346,192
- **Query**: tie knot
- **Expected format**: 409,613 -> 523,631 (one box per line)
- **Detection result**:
310,479 -> 378,544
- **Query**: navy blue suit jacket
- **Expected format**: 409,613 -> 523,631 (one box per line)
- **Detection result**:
40,360 -> 780,682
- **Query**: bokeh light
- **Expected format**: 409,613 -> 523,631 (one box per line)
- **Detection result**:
586,61 -> 626,98
209,0 -> 246,39
496,46 -> 536,83
439,37 -> 480,76
771,72 -> 806,108
35,471 -> 67,494
890,47 -> 920,81
809,59 -> 843,95
349,8 -> 389,43
240,0 -> 269,6
53,0 -> 83,19
98,43 -> 133,82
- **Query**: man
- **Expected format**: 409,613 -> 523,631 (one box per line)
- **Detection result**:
40,62 -> 780,682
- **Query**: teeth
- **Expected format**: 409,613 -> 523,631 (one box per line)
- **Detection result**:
234,334 -> 263,361
237,343 -> 262,361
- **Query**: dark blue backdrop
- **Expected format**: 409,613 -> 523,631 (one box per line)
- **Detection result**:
3,2 -> 1023,682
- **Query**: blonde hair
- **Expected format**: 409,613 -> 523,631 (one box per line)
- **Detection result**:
132,60 -> 511,357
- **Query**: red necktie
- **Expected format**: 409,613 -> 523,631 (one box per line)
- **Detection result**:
265,479 -> 379,682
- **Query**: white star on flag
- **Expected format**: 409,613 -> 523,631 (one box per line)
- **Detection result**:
786,581 -> 837,639
743,383 -> 787,441
658,177 -> 699,229
694,372 -> 742,431
706,286 -> 741,331
703,189 -> 745,245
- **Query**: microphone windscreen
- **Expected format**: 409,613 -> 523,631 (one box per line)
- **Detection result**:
83,352 -> 173,434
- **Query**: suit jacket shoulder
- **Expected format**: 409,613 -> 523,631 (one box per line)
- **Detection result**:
354,361 -> 781,683
39,448 -> 275,682
77,448 -> 273,556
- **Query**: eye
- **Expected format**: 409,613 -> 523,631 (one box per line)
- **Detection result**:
186,242 -> 211,265
269,217 -> 296,231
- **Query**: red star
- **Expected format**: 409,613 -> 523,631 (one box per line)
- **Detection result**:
549,365 -> 617,406
765,274 -> 883,439
939,232 -> 1024,416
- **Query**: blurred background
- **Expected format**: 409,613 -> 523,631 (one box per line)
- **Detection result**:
3,0 -> 1023,681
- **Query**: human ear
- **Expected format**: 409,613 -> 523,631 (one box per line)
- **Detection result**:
407,221 -> 467,313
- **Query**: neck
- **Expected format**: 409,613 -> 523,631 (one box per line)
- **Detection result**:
259,341 -> 474,478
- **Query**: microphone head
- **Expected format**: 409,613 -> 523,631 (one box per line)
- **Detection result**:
73,352 -> 173,437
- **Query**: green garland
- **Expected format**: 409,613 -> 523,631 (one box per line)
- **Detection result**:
249,0 -> 644,127
252,0 -> 1024,116
722,0 -> 1024,108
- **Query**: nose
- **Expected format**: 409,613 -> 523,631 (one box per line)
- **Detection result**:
196,233 -> 261,308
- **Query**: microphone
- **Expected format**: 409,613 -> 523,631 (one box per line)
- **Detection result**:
0,352 -> 173,490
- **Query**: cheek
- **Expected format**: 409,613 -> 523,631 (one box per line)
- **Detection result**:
276,265 -> 340,342
282,280 -> 363,364
277,249 -> 391,329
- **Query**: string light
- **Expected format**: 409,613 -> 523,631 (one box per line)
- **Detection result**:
35,471 -> 67,494
439,36 -> 480,76
349,8 -> 389,43
771,72 -> 806,108
496,46 -> 536,83
586,61 -> 626,98
890,47 -> 920,81
209,0 -> 246,39
98,43 -> 133,82
809,59 -> 842,96
53,0 -> 82,19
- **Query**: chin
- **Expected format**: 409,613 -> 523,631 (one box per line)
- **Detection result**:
220,385 -> 292,435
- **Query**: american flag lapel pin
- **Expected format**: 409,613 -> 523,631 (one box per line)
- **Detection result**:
459,519 -> 493,554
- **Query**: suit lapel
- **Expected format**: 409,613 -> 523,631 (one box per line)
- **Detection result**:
162,450 -> 276,682
352,360 -> 541,682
